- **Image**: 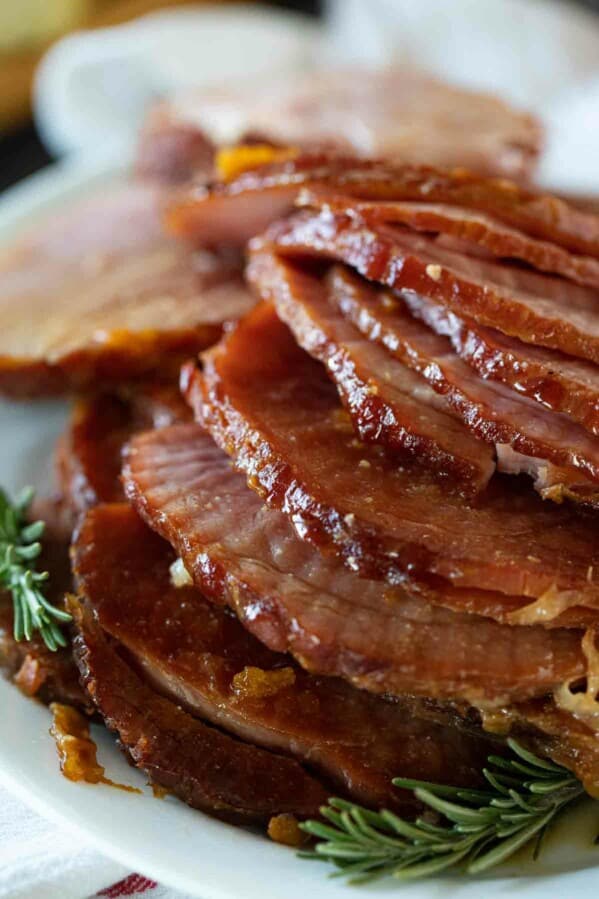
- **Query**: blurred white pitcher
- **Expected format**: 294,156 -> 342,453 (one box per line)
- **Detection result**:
34,3 -> 319,157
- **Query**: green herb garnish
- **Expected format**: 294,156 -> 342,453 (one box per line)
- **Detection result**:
300,739 -> 587,883
0,487 -> 71,651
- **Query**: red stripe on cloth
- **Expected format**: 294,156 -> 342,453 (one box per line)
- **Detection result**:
98,873 -> 157,896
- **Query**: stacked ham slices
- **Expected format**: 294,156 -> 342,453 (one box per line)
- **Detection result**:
137,66 -> 541,183
128,150 -> 599,801
4,70 -> 599,836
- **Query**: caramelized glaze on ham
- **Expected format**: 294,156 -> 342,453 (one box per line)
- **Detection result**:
248,251 -> 495,492
299,192 -> 599,288
399,292 -> 599,437
67,384 -> 588,631
123,423 -> 588,703
151,67 -> 540,183
0,182 -> 252,395
270,211 -> 599,364
73,502 -> 497,808
169,155 -> 599,257
57,384 -> 190,514
301,163 -> 599,257
308,263 -> 599,493
71,598 -> 327,823
187,302 -> 599,602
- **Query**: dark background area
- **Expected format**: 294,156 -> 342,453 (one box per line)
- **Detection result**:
1,0 -> 597,192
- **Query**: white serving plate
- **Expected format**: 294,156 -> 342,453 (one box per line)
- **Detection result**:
0,154 -> 598,899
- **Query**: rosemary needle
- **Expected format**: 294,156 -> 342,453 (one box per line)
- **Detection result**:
0,487 -> 71,651
300,739 -> 588,883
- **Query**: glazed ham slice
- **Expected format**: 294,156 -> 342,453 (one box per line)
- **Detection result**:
144,67 -> 540,183
70,498 -> 599,795
249,251 -> 495,492
168,155 -> 599,258
71,599 -> 327,824
166,155 -> 324,246
249,249 -> 599,500
123,423 -> 588,704
73,502 -> 497,809
299,192 -> 599,288
300,165 -> 599,258
57,384 -> 191,515
188,302 -> 599,602
309,263 -> 599,496
0,182 -> 252,396
400,292 -> 599,437
271,212 -> 599,365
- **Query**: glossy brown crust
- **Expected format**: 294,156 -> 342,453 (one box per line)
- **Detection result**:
313,264 -> 599,490
57,385 -> 191,514
124,424 -> 588,704
168,156 -> 599,256
248,250 -> 495,493
270,211 -> 599,365
73,503 -> 497,808
72,593 -> 328,824
0,181 -> 252,397
323,168 -> 599,257
300,191 -> 599,288
122,426 -> 599,790
188,302 -> 599,602
165,154 -> 367,245
399,293 -> 599,437
0,332 -> 220,399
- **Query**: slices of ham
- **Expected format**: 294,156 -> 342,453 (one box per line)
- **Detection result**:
187,301 -> 599,602
299,192 -> 599,289
248,250 -> 495,493
399,291 -> 599,437
300,164 -> 599,258
66,386 -> 588,630
310,262 -> 599,495
71,599 -> 327,824
270,211 -> 599,365
249,248 -> 599,501
0,182 -> 252,396
57,384 -> 190,515
74,502 -> 497,808
165,153 -> 343,246
168,155 -> 599,258
123,424 -> 586,704
146,67 -> 540,183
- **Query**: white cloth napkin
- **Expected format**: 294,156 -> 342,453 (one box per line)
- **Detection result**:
0,783 -> 193,899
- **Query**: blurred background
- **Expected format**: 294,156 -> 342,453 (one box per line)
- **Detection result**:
0,0 -> 316,190
1,0 -> 598,192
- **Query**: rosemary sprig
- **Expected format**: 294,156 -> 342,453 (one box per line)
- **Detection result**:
300,739 -> 587,883
0,487 -> 71,651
